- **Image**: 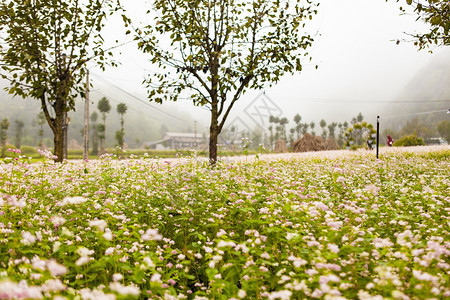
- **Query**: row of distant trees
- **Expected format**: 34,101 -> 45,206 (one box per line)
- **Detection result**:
0,0 -> 447,163
0,96 -> 128,158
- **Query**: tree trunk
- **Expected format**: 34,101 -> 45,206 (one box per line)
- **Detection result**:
53,113 -> 64,163
209,109 -> 219,165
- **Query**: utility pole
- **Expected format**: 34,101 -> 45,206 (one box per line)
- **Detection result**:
376,116 -> 380,159
83,70 -> 90,160
194,120 -> 197,149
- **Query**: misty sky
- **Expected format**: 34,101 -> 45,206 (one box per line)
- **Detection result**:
92,0 -> 450,132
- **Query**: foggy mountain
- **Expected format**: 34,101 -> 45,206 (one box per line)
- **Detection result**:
380,50 -> 450,134
0,78 -> 199,149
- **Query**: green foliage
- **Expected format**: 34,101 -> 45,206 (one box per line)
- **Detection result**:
0,148 -> 449,298
0,118 -> 10,158
392,0 -> 449,49
436,120 -> 450,143
134,0 -> 318,163
393,135 -> 426,147
0,0 -> 123,162
20,145 -> 38,156
344,119 -> 377,150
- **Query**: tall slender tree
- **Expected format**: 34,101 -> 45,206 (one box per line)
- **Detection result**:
14,120 -> 24,149
134,0 -> 318,164
0,0 -> 123,162
116,103 -> 128,149
97,97 -> 111,150
90,112 -> 99,155
0,119 -> 9,158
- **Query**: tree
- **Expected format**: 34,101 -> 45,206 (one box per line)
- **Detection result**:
0,118 -> 9,158
293,114 -> 302,140
391,0 -> 449,49
36,112 -> 46,149
116,102 -> 128,149
437,120 -> 450,143
328,122 -> 337,139
97,97 -> 111,150
135,0 -> 317,164
90,112 -> 99,155
14,120 -> 24,149
0,0 -> 123,162
319,119 -> 327,140
310,121 -> 316,136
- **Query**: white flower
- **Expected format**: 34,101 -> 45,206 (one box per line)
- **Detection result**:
51,216 -> 66,226
60,196 -> 88,206
103,229 -> 113,241
112,273 -> 123,282
238,290 -> 247,299
21,231 -> 36,245
46,259 -> 68,277
141,228 -> 163,241
327,243 -> 340,254
89,220 -> 107,232
109,282 -> 140,296
150,273 -> 161,282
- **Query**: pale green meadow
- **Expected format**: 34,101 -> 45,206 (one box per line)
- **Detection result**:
0,146 -> 449,299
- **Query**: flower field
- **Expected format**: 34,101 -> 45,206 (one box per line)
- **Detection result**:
0,146 -> 449,299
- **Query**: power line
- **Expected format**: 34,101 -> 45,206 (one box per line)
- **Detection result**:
381,109 -> 449,120
279,96 -> 450,104
90,72 -> 194,125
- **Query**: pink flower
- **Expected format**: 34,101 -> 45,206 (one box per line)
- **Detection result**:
46,260 -> 68,277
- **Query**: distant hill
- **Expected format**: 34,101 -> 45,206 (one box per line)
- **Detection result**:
0,79 -> 200,149
381,50 -> 450,136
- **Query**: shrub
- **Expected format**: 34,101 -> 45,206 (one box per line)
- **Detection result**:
393,135 -> 425,147
20,145 -> 38,155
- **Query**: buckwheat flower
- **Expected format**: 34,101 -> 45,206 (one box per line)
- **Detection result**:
286,232 -> 298,240
51,216 -> 66,226
76,256 -> 91,266
109,282 -> 140,296
268,290 -> 292,300
32,256 -> 46,271
203,246 -> 213,253
103,229 -> 113,241
77,247 -> 94,257
260,252 -> 270,259
168,279 -> 176,286
373,238 -> 393,248
21,231 -> 36,245
143,257 -> 155,268
327,243 -> 340,254
41,278 -> 66,292
105,247 -> 115,255
46,259 -> 68,277
60,196 -> 88,206
141,228 -> 163,241
217,240 -> 236,248
112,274 -> 123,282
177,254 -> 186,260
194,253 -> 202,259
287,255 -> 307,268
238,290 -> 246,299
216,229 -> 227,237
150,273 -> 161,282
30,273 -> 42,280
61,227 -> 74,237
89,220 -> 107,232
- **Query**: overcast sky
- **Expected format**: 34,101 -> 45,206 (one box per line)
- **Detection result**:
92,0 -> 449,131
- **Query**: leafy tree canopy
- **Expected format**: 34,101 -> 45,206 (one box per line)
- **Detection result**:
133,0 -> 318,163
392,0 -> 449,49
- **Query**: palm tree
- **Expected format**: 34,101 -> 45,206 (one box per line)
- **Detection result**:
97,97 -> 111,150
116,103 -> 128,149
90,112 -> 99,155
